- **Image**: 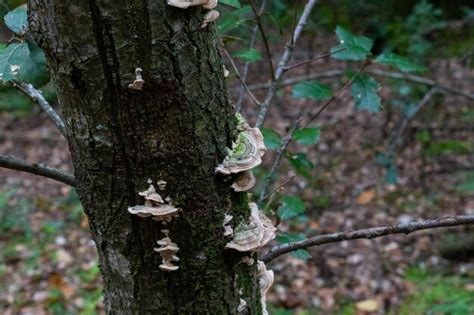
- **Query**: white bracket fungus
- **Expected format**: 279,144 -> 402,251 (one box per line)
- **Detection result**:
128,67 -> 145,90
257,260 -> 274,315
223,213 -> 234,237
167,0 -> 217,9
201,10 -> 220,29
154,230 -> 180,271
127,181 -> 178,223
231,170 -> 256,192
237,298 -> 247,313
225,203 -> 276,252
223,65 -> 230,77
216,114 -> 266,182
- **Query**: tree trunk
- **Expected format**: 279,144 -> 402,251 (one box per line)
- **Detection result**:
28,1 -> 260,313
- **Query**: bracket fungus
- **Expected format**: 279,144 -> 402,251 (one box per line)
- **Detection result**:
167,0 -> 215,9
128,67 -> 145,90
201,10 -> 220,29
127,181 -> 178,223
225,203 -> 276,252
154,230 -> 180,271
215,114 -> 266,176
223,213 -> 234,237
237,298 -> 247,313
257,261 -> 274,315
231,170 -> 256,192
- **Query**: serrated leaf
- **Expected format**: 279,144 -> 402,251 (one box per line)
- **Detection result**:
0,43 -> 30,82
292,81 -> 332,100
219,0 -> 241,8
374,52 -> 427,73
351,74 -> 381,112
4,5 -> 28,35
293,128 -> 320,146
331,25 -> 373,61
233,48 -> 261,63
218,5 -> 252,34
277,196 -> 305,220
287,153 -> 314,178
261,128 -> 282,150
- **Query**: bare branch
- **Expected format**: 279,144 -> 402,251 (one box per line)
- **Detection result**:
235,0 -> 267,112
257,65 -> 367,206
386,87 -> 438,157
13,81 -> 68,137
255,0 -> 319,128
0,154 -> 76,187
248,69 -> 474,101
249,0 -> 274,79
283,48 -> 346,73
223,49 -> 261,106
261,215 -> 474,263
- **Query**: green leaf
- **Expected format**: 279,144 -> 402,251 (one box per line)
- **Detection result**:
277,196 -> 305,220
374,52 -> 427,73
276,232 -> 306,243
233,48 -> 261,63
291,249 -> 312,261
292,81 -> 332,100
261,128 -> 282,150
16,41 -> 49,86
331,25 -> 373,61
16,57 -> 49,86
219,0 -> 241,8
293,128 -> 320,146
351,74 -> 381,112
218,5 -> 252,34
0,43 -> 30,82
287,153 -> 314,178
4,5 -> 28,35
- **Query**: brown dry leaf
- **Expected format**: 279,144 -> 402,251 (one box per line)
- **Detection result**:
48,272 -> 75,299
356,189 -> 376,205
355,298 -> 380,313
464,283 -> 474,291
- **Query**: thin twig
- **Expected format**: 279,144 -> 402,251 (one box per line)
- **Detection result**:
0,154 -> 76,187
261,214 -> 474,263
305,64 -> 369,125
255,0 -> 319,129
223,49 -> 261,106
247,69 -> 474,101
249,0 -> 274,79
283,48 -> 346,73
12,81 -> 68,137
257,118 -> 301,207
257,65 -> 367,206
386,87 -> 438,158
262,174 -> 295,201
235,0 -> 267,112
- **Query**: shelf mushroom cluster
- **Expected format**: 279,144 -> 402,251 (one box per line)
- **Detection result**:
225,203 -> 276,252
216,113 -> 266,192
127,180 -> 178,223
257,260 -> 274,315
154,230 -> 180,271
128,180 -> 181,271
167,0 -> 220,29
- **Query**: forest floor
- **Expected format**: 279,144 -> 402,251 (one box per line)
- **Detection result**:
1,37 -> 473,314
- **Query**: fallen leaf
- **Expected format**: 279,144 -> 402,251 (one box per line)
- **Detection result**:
356,298 -> 380,312
356,189 -> 376,205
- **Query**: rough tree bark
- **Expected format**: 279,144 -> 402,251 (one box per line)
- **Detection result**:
29,1 -> 260,313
